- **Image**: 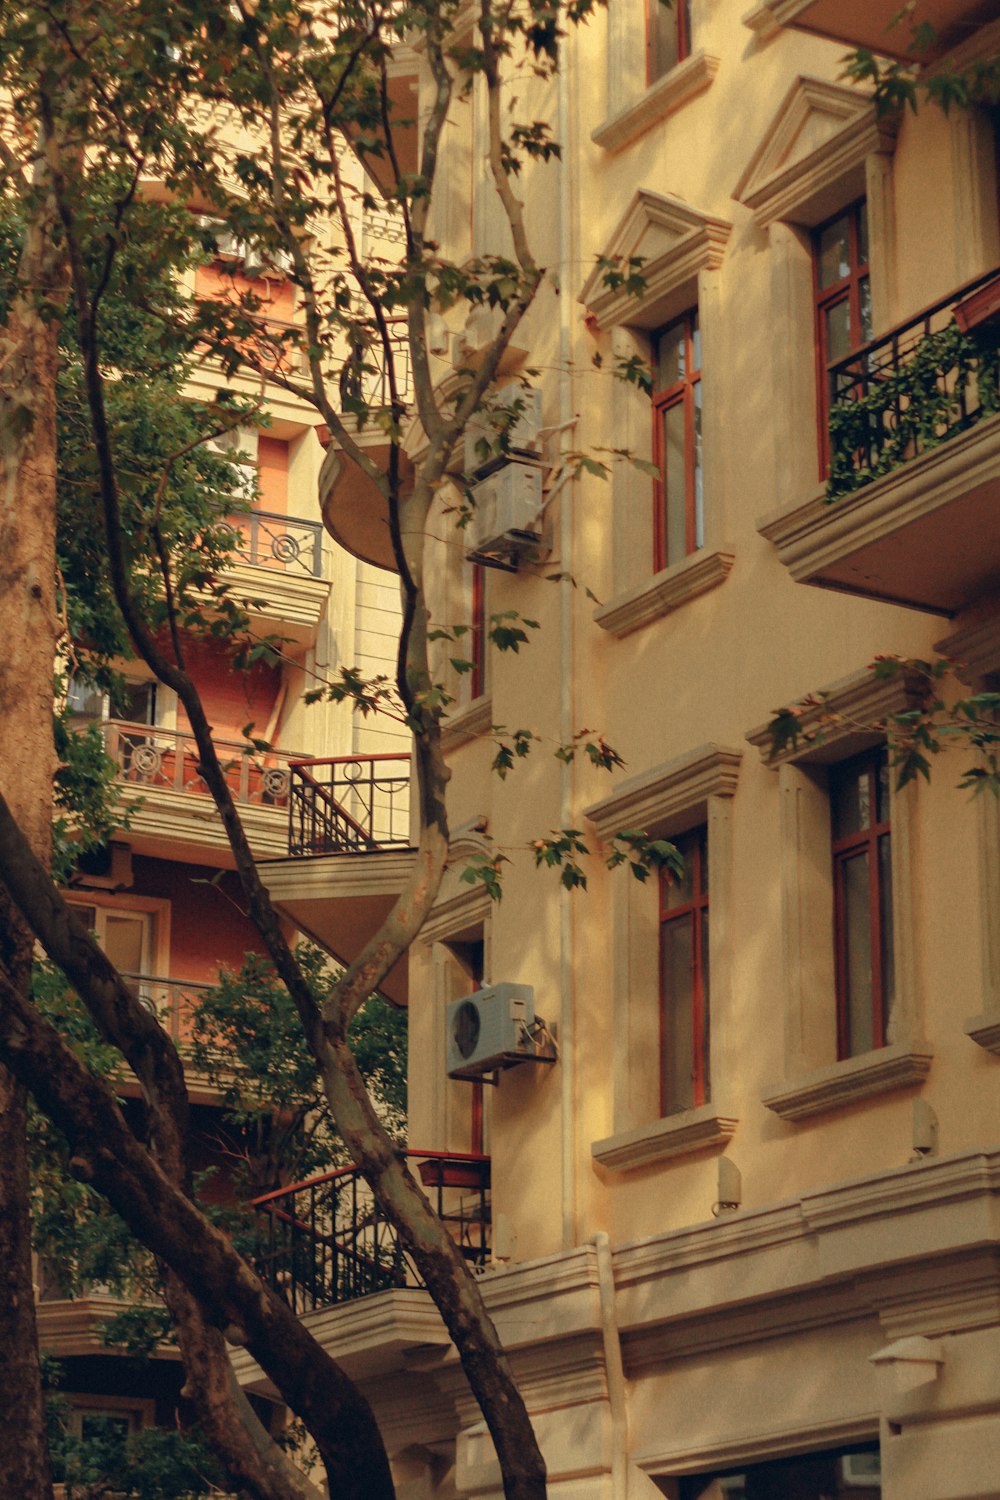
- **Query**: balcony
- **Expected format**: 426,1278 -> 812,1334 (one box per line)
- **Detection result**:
219,508 -> 331,647
761,0 -> 996,61
760,269 -> 1000,615
253,1151 -> 491,1313
103,719 -> 300,862
318,323 -> 413,573
262,756 -> 413,1003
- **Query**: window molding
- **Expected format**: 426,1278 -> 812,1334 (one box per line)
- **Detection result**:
585,745 -> 741,1163
747,669 -> 931,1118
594,544 -> 734,639
592,1101 -> 737,1171
580,191 -> 731,334
592,50 -> 719,155
440,694 -> 493,754
934,613 -> 1000,1056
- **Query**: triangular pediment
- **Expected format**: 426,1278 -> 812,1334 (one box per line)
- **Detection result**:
734,76 -> 896,227
579,191 -> 731,331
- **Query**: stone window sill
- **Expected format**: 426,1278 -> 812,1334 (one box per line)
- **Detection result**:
762,1042 -> 934,1122
440,695 -> 492,754
592,1103 -> 737,1172
965,1013 -> 1000,1055
592,52 -> 720,154
593,547 -> 734,639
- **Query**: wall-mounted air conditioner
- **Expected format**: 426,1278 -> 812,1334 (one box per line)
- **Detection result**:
465,462 -> 546,571
464,383 -> 543,478
446,983 -> 551,1080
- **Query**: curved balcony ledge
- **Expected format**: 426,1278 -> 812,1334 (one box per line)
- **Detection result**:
758,414 -> 1000,615
319,425 -> 413,574
261,848 -> 415,1004
221,558 -> 330,647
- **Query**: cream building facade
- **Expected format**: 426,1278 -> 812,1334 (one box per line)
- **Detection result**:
244,3 -> 1000,1497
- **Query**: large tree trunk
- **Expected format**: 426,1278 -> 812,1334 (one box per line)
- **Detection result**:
0,215 -> 63,1500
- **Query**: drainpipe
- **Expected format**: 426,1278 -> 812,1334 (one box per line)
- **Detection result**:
557,0 -> 580,1259
593,1232 -> 628,1500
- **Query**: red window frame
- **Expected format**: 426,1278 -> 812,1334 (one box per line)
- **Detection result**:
830,747 -> 893,1059
645,0 -> 691,85
652,310 -> 702,573
812,199 -> 870,476
659,826 -> 709,1116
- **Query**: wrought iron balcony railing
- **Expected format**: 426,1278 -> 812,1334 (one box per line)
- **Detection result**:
103,720 -> 302,808
222,509 -> 325,578
827,266 -> 1000,502
288,755 -> 411,856
119,972 -> 212,1042
252,1151 -> 491,1313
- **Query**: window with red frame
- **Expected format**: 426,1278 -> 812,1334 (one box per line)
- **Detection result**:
830,746 -> 894,1059
646,0 -> 692,84
659,825 -> 709,1116
652,309 -> 702,573
813,200 -> 873,474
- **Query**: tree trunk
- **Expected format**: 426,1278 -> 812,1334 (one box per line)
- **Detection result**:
0,266 -> 62,1500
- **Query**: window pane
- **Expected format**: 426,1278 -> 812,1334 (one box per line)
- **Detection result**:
647,0 -> 680,82
121,681 -> 156,725
859,274 -> 873,345
857,200 -> 870,265
655,319 -> 685,390
690,308 -> 701,371
878,832 -> 895,1041
842,851 -> 874,1056
824,297 -> 853,366
700,909 -> 710,1102
661,912 -> 695,1114
693,380 -> 704,550
832,762 -> 872,840
104,915 -> 149,977
875,746 -> 890,825
662,401 -> 687,567
817,214 -> 852,288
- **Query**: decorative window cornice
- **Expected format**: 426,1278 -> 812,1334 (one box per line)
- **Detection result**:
591,51 -> 720,155
585,743 -> 742,844
745,665 -> 931,768
593,547 -> 734,637
733,76 -> 897,229
579,190 -> 732,332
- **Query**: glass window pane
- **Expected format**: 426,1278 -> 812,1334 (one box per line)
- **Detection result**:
817,214 -> 851,288
661,913 -> 695,1114
875,746 -> 890,825
663,846 -> 694,909
662,401 -> 687,567
859,275 -> 873,345
690,309 -> 701,371
824,297 -> 853,366
878,832 -> 895,1040
647,0 -> 680,82
655,319 -> 685,391
104,915 -> 148,977
832,762 -> 871,840
693,380 -> 704,550
858,201 -> 870,265
699,909 -> 710,1102
842,851 -> 874,1056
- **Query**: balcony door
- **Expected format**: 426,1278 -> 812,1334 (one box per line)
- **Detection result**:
71,903 -> 155,997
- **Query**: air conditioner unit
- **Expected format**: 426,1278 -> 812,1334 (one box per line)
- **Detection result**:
465,462 -> 545,571
446,984 -> 538,1079
464,383 -> 543,478
70,841 -> 134,892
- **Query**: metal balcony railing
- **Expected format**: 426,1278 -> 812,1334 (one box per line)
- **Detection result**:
827,265 -> 1000,501
338,322 -> 412,411
119,972 -> 212,1042
222,509 -> 324,578
288,755 -> 411,856
252,1151 -> 491,1313
103,720 -> 302,808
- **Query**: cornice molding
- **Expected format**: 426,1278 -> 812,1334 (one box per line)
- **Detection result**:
579,191 -> 732,331
761,1041 -> 934,1121
591,52 -> 719,155
592,1104 -> 738,1171
585,743 -> 743,844
734,75 -> 895,228
593,546 -> 734,636
746,664 -> 932,767
440,694 -> 492,754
